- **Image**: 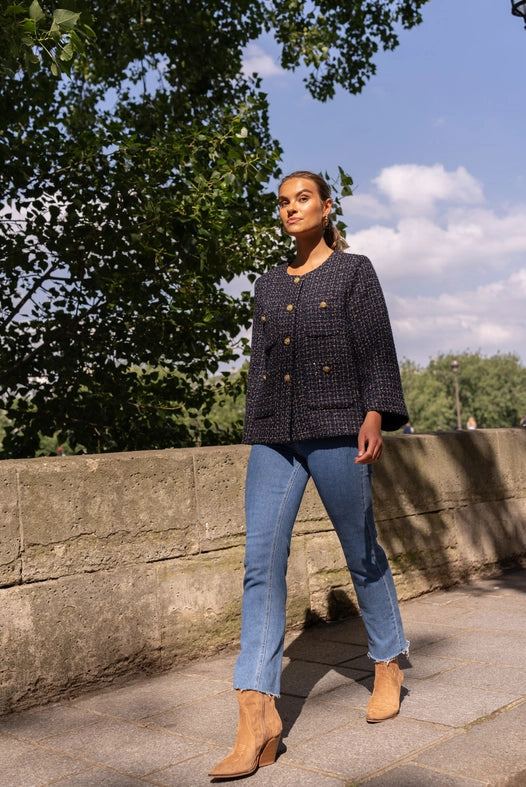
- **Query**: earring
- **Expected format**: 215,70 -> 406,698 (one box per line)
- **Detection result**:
323,216 -> 329,228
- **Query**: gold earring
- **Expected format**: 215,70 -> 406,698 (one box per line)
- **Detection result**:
323,216 -> 329,228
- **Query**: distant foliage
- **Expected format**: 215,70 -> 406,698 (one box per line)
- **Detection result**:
400,352 -> 526,432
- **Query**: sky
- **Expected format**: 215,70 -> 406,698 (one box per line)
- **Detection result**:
241,0 -> 526,367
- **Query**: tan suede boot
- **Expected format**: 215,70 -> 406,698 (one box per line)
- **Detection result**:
209,689 -> 282,779
366,659 -> 404,723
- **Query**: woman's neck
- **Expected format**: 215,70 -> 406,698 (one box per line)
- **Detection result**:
288,237 -> 333,274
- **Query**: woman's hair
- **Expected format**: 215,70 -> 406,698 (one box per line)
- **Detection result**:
278,170 -> 349,251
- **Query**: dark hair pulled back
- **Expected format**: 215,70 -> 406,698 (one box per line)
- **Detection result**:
278,170 -> 348,251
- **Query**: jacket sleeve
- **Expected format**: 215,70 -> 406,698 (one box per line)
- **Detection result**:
346,256 -> 408,431
242,278 -> 266,440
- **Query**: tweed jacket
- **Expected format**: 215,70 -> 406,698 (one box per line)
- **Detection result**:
242,251 -> 408,445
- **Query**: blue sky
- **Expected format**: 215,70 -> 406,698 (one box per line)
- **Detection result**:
242,0 -> 526,367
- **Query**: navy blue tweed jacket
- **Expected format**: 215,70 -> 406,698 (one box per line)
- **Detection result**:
242,251 -> 408,444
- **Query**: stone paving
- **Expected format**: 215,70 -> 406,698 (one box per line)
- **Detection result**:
1,568 -> 525,786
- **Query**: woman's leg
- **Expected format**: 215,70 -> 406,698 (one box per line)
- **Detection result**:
233,443 -> 310,696
302,438 -> 408,662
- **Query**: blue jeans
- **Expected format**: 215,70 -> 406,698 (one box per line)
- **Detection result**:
233,438 -> 409,696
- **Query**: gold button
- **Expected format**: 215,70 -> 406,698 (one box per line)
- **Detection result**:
320,301 -> 328,309
284,374 -> 291,382
323,365 -> 331,373
261,315 -> 266,322
284,337 -> 291,345
262,374 -> 267,381
293,276 -> 300,284
286,304 -> 294,312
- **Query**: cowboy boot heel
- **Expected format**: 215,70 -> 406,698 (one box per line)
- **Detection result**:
258,733 -> 280,767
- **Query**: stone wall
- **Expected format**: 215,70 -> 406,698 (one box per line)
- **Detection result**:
1,429 -> 525,714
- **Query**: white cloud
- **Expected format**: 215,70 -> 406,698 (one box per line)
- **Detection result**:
342,163 -> 526,365
346,192 -> 392,221
387,267 -> 526,365
372,163 -> 484,215
344,166 -> 526,286
242,44 -> 283,78
347,206 -> 526,284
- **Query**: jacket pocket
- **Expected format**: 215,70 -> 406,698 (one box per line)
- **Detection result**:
253,334 -> 280,419
304,331 -> 358,410
252,369 -> 278,419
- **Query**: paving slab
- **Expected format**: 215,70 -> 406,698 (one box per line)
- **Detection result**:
414,700 -> 526,784
47,770 -> 153,786
0,734 -> 88,787
428,663 -> 526,694
155,750 -> 349,787
282,716 -> 454,781
361,762 -> 486,786
72,672 -> 231,722
399,678 -> 518,726
40,717 -> 211,778
416,629 -> 526,669
0,703 -> 101,741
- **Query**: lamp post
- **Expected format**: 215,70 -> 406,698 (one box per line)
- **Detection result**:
451,359 -> 462,430
511,0 -> 526,28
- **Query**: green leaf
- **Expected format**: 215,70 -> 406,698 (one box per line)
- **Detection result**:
59,42 -> 74,61
20,19 -> 37,33
50,9 -> 81,34
28,0 -> 45,23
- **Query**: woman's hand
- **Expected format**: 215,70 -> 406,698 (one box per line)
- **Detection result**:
354,411 -> 383,464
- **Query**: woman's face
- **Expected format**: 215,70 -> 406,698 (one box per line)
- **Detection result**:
278,177 -> 331,239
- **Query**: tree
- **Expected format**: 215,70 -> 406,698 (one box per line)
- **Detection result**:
0,407 -> 9,449
400,352 -> 526,432
1,1 -> 429,457
1,1 -> 95,77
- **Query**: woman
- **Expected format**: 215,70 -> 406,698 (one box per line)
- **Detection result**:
210,171 -> 409,780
